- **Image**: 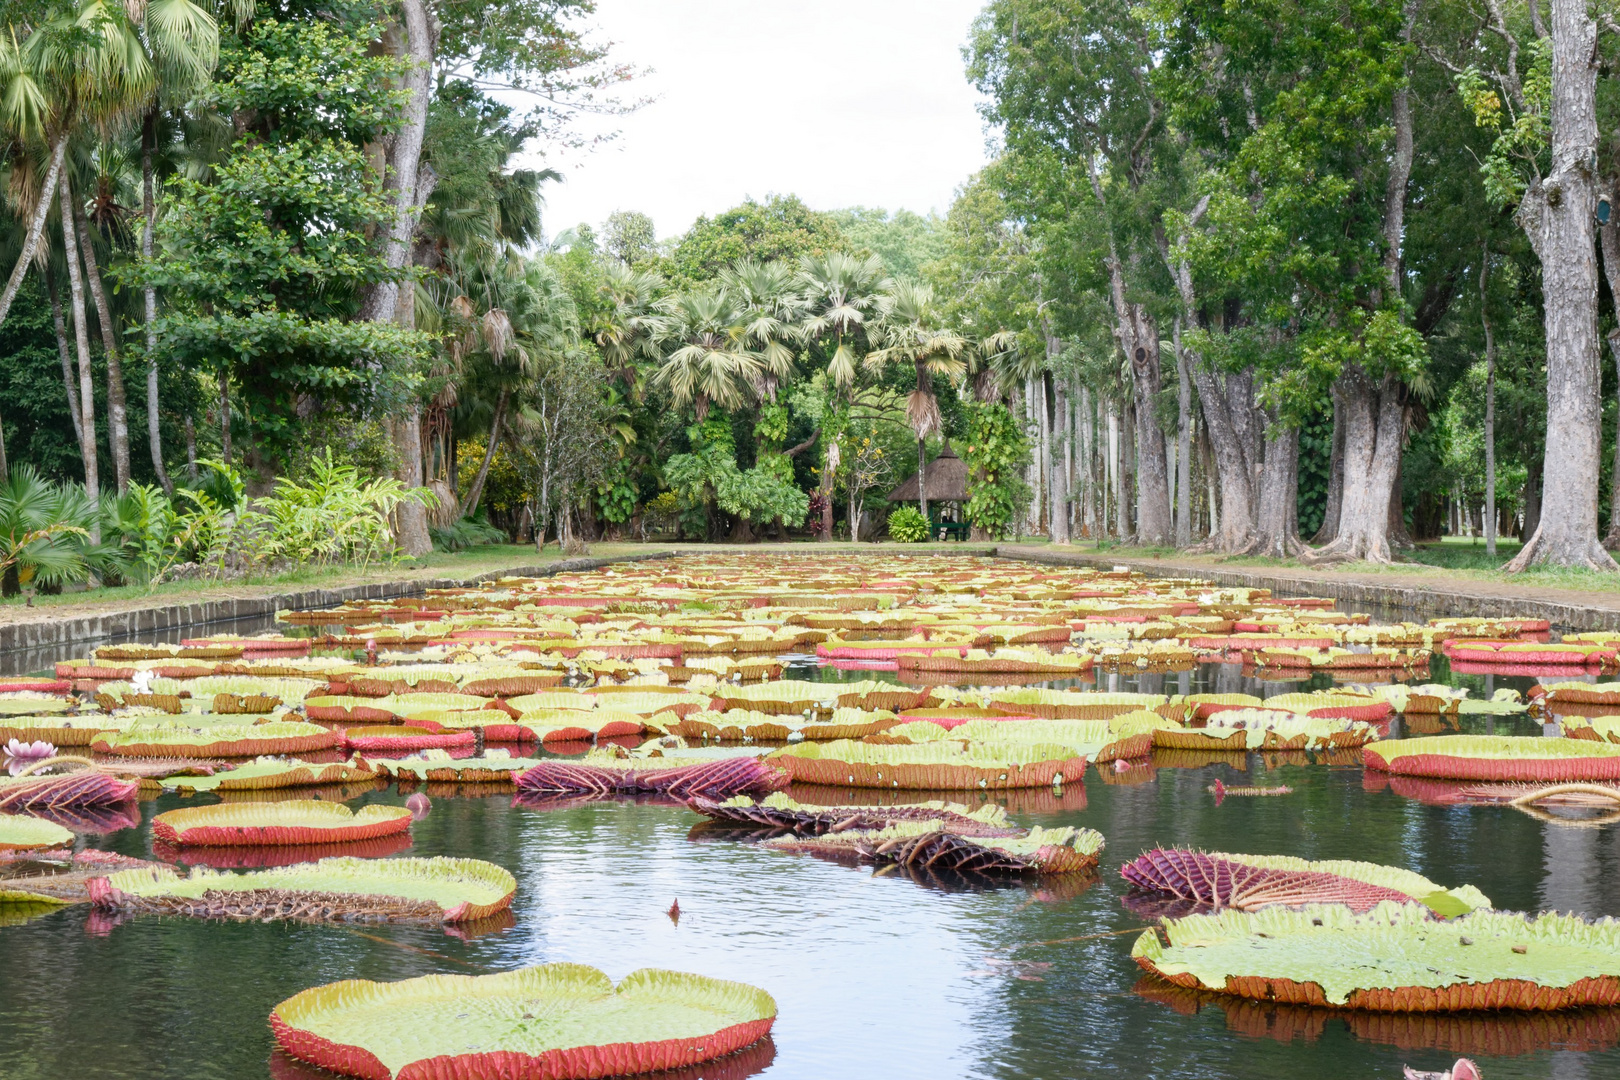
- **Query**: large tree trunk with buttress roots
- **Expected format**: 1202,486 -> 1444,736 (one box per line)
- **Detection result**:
1253,421 -> 1302,558
1302,368 -> 1404,564
1507,0 -> 1616,570
1189,365 -> 1259,553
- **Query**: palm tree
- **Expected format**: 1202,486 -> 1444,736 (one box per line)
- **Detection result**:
869,281 -> 966,523
796,252 -> 890,391
595,262 -> 670,390
797,252 -> 890,537
719,259 -> 801,403
651,290 -> 764,423
132,0 -> 222,496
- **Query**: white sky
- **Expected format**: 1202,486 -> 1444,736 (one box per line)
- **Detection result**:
526,0 -> 993,242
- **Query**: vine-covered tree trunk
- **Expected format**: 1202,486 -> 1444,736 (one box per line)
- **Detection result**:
1312,398 -> 1344,544
1173,321 -> 1193,548
1123,312 -> 1172,544
59,176 -> 99,531
1595,219 -> 1620,550
1506,0 -> 1616,570
1253,420 -> 1302,558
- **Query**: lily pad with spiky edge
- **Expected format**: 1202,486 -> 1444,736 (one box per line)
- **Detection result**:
1363,735 -> 1620,781
270,964 -> 777,1080
1120,849 -> 1490,917
687,792 -> 1027,837
515,753 -> 788,800
152,801 -> 412,846
1132,902 -> 1620,1011
158,759 -> 378,793
91,856 -> 515,923
769,739 -> 1086,790
92,721 -> 341,758
0,814 -> 75,851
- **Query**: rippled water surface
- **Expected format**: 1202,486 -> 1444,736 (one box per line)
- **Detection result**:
3,649 -> 1619,1080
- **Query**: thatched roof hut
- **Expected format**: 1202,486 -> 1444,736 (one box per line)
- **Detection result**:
888,445 -> 970,503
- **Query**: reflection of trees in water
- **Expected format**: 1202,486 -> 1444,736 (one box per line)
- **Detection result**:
1134,975 -> 1620,1057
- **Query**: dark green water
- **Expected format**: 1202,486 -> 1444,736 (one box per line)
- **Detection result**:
3,654 -> 1618,1079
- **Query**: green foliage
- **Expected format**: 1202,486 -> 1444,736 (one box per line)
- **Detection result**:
670,196 -> 845,285
961,403 -> 1032,538
887,505 -> 929,543
664,419 -> 807,527
828,207 -> 949,283
1455,38 -> 1551,207
0,466 -> 95,599
429,516 -> 507,552
237,451 -> 437,569
456,438 -> 526,514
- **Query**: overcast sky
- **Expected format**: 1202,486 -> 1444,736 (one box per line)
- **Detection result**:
526,0 -> 993,242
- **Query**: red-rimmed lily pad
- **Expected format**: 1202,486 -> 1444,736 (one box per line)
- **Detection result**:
270,963 -> 777,1080
152,800 -> 412,846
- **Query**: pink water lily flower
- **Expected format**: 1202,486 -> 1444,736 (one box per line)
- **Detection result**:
4,739 -> 57,776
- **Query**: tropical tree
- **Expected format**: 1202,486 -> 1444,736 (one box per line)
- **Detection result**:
868,281 -> 966,523
650,290 -> 763,422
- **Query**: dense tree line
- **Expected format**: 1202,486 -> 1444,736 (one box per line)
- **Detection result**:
4,0 -> 1615,570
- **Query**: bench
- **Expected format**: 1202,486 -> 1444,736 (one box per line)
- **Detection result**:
932,520 -> 971,541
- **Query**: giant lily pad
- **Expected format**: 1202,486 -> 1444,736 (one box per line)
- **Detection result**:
270,964 -> 777,1080
1364,735 -> 1620,781
152,801 -> 412,846
1133,902 -> 1620,1010
0,814 -> 74,850
158,759 -> 378,793
93,721 -> 341,758
768,739 -> 1086,789
93,856 -> 515,923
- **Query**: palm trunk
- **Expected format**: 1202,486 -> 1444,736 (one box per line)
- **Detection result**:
218,370 -> 232,466
59,175 -> 100,530
46,270 -> 83,447
0,134 -> 66,329
1482,248 -> 1500,558
462,388 -> 507,519
916,435 -> 928,523
184,414 -> 198,482
142,108 -> 173,496
73,194 -> 129,495
1505,0 -> 1615,570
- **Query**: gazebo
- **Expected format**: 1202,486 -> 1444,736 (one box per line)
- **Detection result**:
887,445 -> 971,539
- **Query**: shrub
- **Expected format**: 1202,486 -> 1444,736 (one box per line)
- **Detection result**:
430,516 -> 507,552
887,505 -> 929,543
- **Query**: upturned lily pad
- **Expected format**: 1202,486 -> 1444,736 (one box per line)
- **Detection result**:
270,964 -> 777,1080
1120,849 -> 1490,916
158,759 -> 379,793
152,801 -> 412,846
93,856 -> 515,923
1133,902 -> 1620,1010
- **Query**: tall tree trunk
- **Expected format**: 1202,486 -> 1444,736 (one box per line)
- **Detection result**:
1173,319 -> 1193,547
73,194 -> 129,495
1482,246 -> 1500,557
0,135 -> 66,329
1110,399 -> 1125,539
916,435 -> 928,523
218,370 -> 232,466
1304,369 -> 1404,563
46,269 -> 83,448
363,0 -> 437,556
1122,315 -> 1172,544
1506,0 -> 1616,569
1047,372 -> 1069,543
462,388 -> 507,519
1254,419 -> 1302,558
59,174 -> 100,530
184,414 -> 198,482
1523,456 -> 1544,540
1595,214 -> 1620,549
142,108 -> 173,496
1189,366 -> 1258,552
